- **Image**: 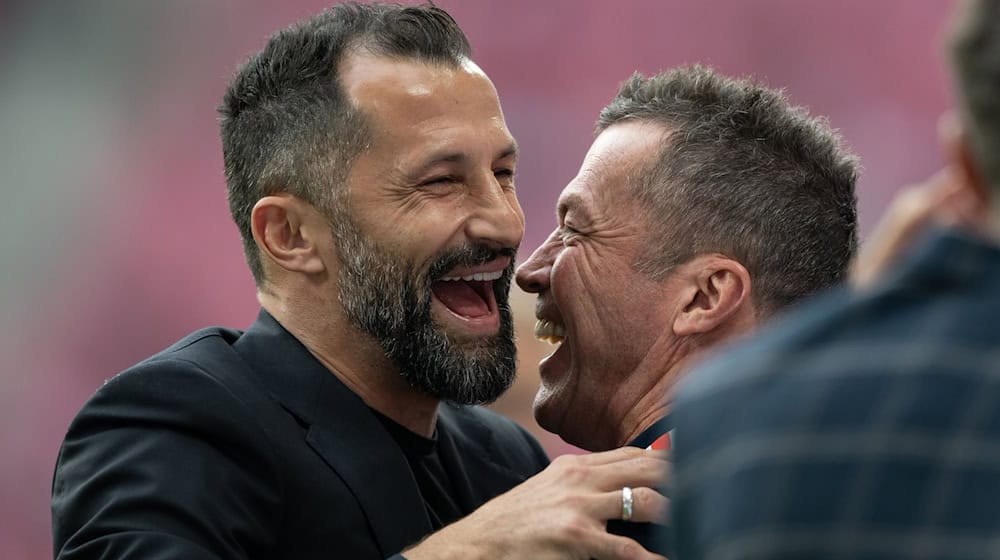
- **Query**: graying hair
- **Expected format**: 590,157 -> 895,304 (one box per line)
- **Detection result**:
219,3 -> 471,286
597,65 -> 859,314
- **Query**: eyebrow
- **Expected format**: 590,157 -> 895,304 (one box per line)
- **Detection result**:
411,141 -> 519,176
498,141 -> 519,162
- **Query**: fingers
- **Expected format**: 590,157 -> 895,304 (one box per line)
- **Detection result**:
547,448 -> 666,491
587,453 -> 668,492
558,445 -> 665,467
419,447 -> 671,560
936,177 -> 991,230
850,169 -> 961,289
539,448 -> 670,521
593,487 -> 668,524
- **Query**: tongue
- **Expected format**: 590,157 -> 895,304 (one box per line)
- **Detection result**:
432,280 -> 491,318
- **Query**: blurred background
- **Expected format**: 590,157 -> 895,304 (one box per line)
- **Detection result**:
1,0 -> 956,556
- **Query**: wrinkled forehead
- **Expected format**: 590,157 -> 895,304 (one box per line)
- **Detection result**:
557,121 -> 671,215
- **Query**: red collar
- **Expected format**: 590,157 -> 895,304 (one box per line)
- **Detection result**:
646,431 -> 671,451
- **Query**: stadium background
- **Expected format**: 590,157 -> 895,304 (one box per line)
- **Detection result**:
1,0 -> 955,556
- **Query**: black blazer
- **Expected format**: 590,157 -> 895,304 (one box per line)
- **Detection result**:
52,310 -> 549,559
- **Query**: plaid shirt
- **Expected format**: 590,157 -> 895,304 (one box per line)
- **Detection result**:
670,228 -> 1000,560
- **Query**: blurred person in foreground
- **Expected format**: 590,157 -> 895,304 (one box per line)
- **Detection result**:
515,65 -> 859,550
670,1 -> 1000,558
50,4 -> 668,560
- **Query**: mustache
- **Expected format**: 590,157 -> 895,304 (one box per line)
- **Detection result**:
427,244 -> 518,281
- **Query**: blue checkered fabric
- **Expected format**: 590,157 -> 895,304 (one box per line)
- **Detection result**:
670,228 -> 1000,560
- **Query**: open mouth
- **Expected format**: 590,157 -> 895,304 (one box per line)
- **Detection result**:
430,269 -> 502,319
534,318 -> 566,345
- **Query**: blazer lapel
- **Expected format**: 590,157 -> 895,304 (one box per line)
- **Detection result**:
234,310 -> 432,555
436,405 -> 537,507
305,373 -> 433,554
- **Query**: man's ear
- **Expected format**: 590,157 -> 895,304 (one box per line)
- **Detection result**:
250,194 -> 327,276
672,256 -> 752,337
940,111 -> 991,207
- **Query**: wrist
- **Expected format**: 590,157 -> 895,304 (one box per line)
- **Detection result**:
402,523 -> 499,560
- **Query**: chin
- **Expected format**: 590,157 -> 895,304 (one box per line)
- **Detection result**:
534,395 -> 613,451
531,390 -> 556,426
532,391 -> 575,442
562,428 -> 608,452
445,328 -> 501,348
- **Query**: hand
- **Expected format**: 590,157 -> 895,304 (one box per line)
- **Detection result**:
404,446 -> 669,560
850,169 -> 986,289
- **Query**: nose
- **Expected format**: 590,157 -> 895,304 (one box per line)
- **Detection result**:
465,178 -> 525,250
515,227 -> 560,293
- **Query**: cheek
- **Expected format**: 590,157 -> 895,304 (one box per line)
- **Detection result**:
378,208 -> 467,252
533,376 -> 564,416
508,192 -> 526,228
534,366 -> 583,425
550,252 -> 593,302
553,258 -> 629,321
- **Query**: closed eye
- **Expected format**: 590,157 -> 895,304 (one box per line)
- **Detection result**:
494,168 -> 515,188
559,224 -> 579,243
420,176 -> 458,187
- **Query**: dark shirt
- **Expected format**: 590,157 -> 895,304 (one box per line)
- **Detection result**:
628,417 -> 673,450
375,411 -> 464,530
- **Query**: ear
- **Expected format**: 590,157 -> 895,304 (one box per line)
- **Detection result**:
939,111 -> 991,207
672,255 -> 752,337
250,194 -> 327,277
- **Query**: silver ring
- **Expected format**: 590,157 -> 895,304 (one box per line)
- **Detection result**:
621,486 -> 633,521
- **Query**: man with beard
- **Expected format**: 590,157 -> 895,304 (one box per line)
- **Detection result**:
51,4 -> 666,560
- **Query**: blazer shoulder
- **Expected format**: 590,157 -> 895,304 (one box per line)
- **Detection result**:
97,326 -> 263,409
64,326 -> 281,473
53,328 -> 286,559
132,325 -> 243,376
60,325 -> 286,503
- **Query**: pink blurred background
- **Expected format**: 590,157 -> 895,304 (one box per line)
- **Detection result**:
1,0 -> 956,556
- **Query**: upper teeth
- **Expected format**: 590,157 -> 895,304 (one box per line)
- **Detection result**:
440,270 -> 504,282
534,319 -> 566,345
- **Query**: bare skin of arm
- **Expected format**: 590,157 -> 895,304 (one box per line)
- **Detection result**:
404,447 -> 669,560
852,114 -> 994,289
850,169 -> 988,289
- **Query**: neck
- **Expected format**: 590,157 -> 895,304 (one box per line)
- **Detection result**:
573,333 -> 689,451
259,287 -> 440,437
610,340 -> 688,448
611,320 -> 757,448
619,402 -> 670,446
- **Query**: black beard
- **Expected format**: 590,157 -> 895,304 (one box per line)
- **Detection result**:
333,214 -> 517,405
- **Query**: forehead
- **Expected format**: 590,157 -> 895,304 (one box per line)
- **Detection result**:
558,121 -> 668,215
339,51 -> 510,143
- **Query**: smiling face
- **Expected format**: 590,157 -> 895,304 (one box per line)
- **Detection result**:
333,52 -> 524,404
515,121 -> 686,449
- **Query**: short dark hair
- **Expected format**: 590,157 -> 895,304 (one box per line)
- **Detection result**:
219,2 -> 471,285
949,0 -> 1000,197
597,65 -> 858,314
